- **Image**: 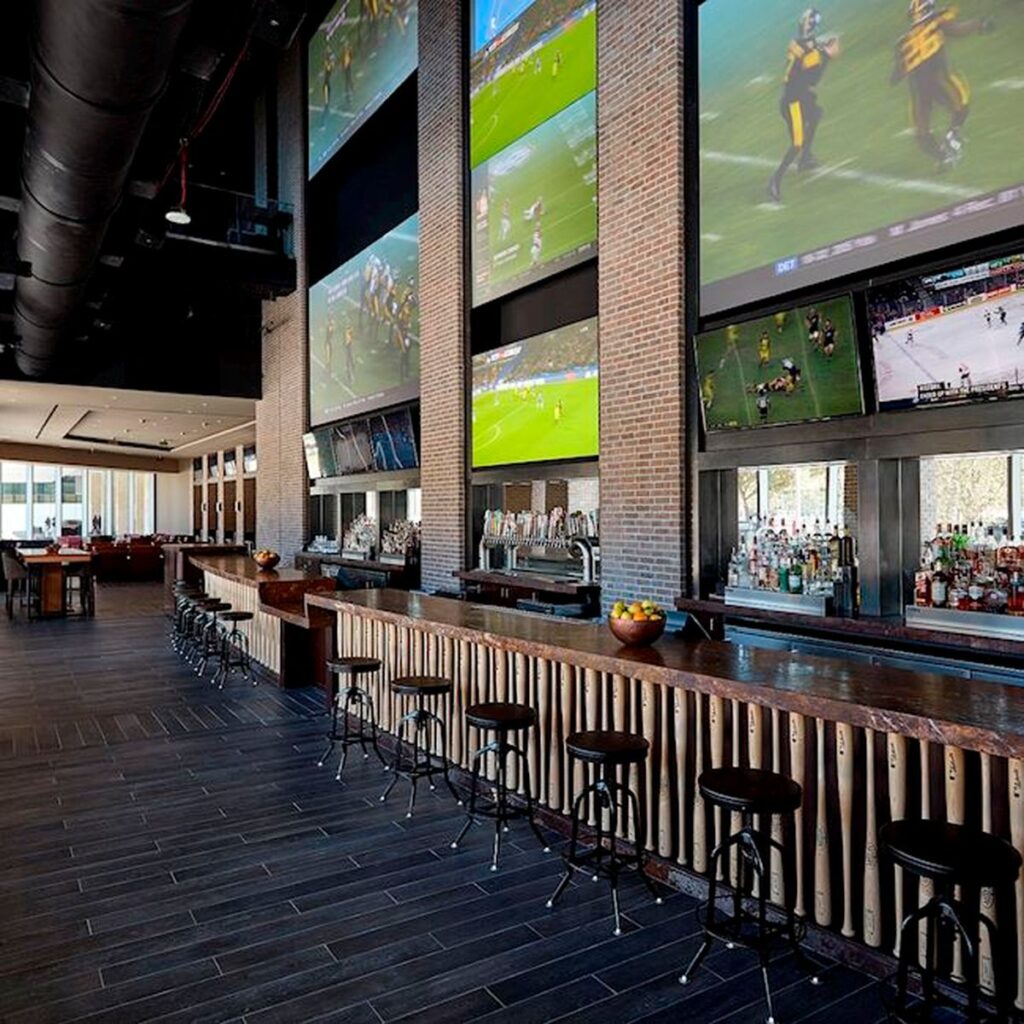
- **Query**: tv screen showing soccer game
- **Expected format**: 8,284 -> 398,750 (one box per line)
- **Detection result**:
868,252 -> 1024,410
699,0 -> 1024,315
302,430 -> 337,480
369,408 -> 419,471
696,296 -> 863,430
469,0 -> 595,169
471,91 -> 596,306
308,0 -> 418,178
332,419 -> 376,476
472,317 -> 598,467
309,212 -> 419,426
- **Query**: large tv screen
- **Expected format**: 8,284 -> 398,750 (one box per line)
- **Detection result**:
869,252 -> 1024,410
308,0 -> 418,178
469,0 -> 595,169
309,213 -> 419,426
696,296 -> 864,430
471,91 -> 596,306
699,0 -> 1024,315
369,408 -> 419,471
472,316 -> 598,467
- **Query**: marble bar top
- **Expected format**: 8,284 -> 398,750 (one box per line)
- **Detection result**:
307,588 -> 1024,760
190,555 -> 335,618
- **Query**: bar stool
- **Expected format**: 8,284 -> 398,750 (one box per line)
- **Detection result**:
193,600 -> 232,677
449,702 -> 550,871
680,766 -> 819,1024
213,611 -> 256,688
380,676 -> 460,817
171,584 -> 202,649
880,819 -> 1021,1023
319,657 -> 386,779
178,592 -> 209,660
546,730 -> 664,936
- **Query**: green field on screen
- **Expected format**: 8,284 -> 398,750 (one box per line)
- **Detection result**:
696,297 -> 862,430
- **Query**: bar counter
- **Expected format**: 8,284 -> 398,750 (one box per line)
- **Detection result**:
306,588 -> 1024,1003
191,555 -> 335,686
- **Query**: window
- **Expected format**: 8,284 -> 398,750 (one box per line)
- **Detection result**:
243,445 -> 257,474
32,465 -> 57,538
223,449 -> 237,479
61,469 -> 84,536
1,462 -> 29,540
920,452 -> 1012,540
738,462 -> 855,535
131,472 -> 155,535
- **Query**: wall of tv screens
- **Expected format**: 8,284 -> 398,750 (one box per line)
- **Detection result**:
868,252 -> 1024,411
309,213 -> 420,427
470,0 -> 597,307
698,0 -> 1024,316
303,408 -> 420,481
472,316 -> 598,467
307,0 -> 418,178
695,296 -> 863,431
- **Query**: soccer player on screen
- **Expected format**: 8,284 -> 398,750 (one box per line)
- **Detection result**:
321,48 -> 335,115
756,386 -> 771,423
767,8 -> 839,203
774,311 -> 788,334
554,399 -> 564,425
891,0 -> 994,168
806,307 -> 821,345
822,318 -> 836,356
702,371 -> 716,411
341,40 -> 354,103
758,331 -> 772,366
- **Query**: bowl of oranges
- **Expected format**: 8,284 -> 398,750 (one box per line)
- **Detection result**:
608,598 -> 666,646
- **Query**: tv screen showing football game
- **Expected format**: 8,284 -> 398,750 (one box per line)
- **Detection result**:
868,252 -> 1024,410
369,408 -> 419,471
309,212 -> 419,427
696,296 -> 863,430
469,0 -> 596,168
699,0 -> 1024,315
307,0 -> 418,178
472,317 -> 598,467
471,91 -> 596,306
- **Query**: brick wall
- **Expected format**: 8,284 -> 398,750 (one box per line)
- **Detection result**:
256,47 -> 308,562
597,0 -> 688,607
417,0 -> 468,594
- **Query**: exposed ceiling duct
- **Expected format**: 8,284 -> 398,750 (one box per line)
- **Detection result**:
13,0 -> 192,378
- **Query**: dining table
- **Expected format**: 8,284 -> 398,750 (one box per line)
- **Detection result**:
15,548 -> 95,619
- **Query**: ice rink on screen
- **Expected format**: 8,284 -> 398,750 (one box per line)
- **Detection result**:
874,291 -> 1024,406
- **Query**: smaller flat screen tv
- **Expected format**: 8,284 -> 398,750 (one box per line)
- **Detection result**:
370,408 -> 419,471
303,429 -> 337,480
472,316 -> 598,468
695,295 -> 864,431
868,253 -> 1024,410
332,419 -> 376,476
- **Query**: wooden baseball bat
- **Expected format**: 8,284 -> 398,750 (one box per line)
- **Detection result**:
538,658 -> 552,808
628,678 -> 640,844
730,699 -> 742,887
814,718 -> 831,927
675,687 -> 688,865
561,663 -> 574,815
863,728 -> 881,947
945,745 -> 966,980
587,669 -> 601,826
770,708 -> 784,907
837,721 -> 855,937
790,712 -> 807,918
979,752 -> 995,995
642,680 -> 657,852
918,740 -> 932,970
1009,758 -> 1024,1011
693,692 -> 707,873
747,702 -> 763,895
710,695 -> 725,881
658,685 -> 672,857
887,732 -> 907,957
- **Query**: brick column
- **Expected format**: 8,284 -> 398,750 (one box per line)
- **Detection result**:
256,47 -> 309,562
417,0 -> 468,594
597,0 -> 688,608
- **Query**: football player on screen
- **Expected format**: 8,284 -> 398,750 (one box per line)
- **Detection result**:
768,8 -> 840,203
891,0 -> 994,169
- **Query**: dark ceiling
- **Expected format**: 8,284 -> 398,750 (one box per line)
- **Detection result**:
0,0 -> 304,397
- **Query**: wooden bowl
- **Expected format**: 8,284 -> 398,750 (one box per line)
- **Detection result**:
608,615 -> 666,647
253,551 -> 280,571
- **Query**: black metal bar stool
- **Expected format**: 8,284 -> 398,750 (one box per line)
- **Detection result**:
319,657 -> 386,779
880,819 -> 1021,1023
680,766 -> 819,1024
175,591 -> 208,656
546,730 -> 664,936
449,702 -> 550,870
193,600 -> 232,677
380,676 -> 460,818
213,611 -> 255,688
171,584 -> 202,649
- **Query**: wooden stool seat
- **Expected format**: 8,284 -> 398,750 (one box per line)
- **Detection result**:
698,766 -> 802,817
881,819 -> 1021,888
465,702 -> 536,732
565,729 -> 648,765
327,656 -> 382,676
390,675 -> 453,697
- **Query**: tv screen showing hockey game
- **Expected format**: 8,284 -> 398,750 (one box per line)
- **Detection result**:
308,0 -> 418,178
471,91 -> 596,306
369,408 -> 419,471
868,252 -> 1024,410
469,0 -> 595,168
472,317 -> 598,468
695,295 -> 864,431
309,213 -> 419,426
699,0 -> 1024,315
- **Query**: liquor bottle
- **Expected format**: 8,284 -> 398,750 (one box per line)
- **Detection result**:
788,560 -> 803,594
929,561 -> 949,609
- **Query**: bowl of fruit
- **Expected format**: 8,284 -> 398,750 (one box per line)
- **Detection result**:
608,599 -> 666,646
253,548 -> 280,571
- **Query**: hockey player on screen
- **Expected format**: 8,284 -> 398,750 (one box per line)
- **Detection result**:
891,0 -> 994,169
768,8 -> 840,203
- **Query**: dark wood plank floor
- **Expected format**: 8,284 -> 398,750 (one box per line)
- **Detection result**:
0,584 -> 894,1023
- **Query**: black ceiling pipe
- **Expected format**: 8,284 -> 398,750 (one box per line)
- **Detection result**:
14,0 -> 192,377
